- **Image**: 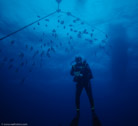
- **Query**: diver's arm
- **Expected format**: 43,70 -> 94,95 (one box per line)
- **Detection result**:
87,64 -> 93,79
70,66 -> 75,76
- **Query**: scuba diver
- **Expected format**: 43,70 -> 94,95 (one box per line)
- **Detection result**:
70,56 -> 101,126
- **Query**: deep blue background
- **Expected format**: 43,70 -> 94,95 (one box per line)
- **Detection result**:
0,0 -> 138,126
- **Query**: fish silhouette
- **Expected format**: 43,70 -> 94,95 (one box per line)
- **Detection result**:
60,20 -> 64,24
20,62 -> 24,67
30,46 -> 33,51
40,50 -> 45,57
11,40 -> 15,45
37,22 -> 40,25
15,68 -> 19,73
19,52 -> 24,59
69,24 -> 73,27
25,44 -> 28,49
51,47 -> 56,53
8,64 -> 13,69
20,77 -> 26,84
90,33 -> 93,37
46,52 -> 50,58
43,43 -> 46,47
85,39 -> 93,43
33,50 -> 39,58
77,33 -> 81,38
9,58 -> 14,63
45,19 -> 49,22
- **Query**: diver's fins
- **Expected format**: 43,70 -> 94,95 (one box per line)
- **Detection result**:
70,116 -> 79,126
92,112 -> 102,126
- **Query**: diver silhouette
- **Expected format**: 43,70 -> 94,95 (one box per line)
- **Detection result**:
70,56 -> 101,126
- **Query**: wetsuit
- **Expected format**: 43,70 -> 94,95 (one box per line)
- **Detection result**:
71,62 -> 94,112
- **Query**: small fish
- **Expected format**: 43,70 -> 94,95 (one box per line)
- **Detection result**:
63,26 -> 66,29
20,62 -> 24,67
46,52 -> 50,58
45,24 -> 48,27
52,29 -> 56,33
67,33 -> 69,36
25,44 -> 28,49
83,29 -> 88,34
70,36 -> 73,40
65,48 -> 69,53
70,28 -> 73,31
60,20 -> 64,24
20,77 -> 26,84
77,33 -> 81,38
33,27 -> 36,30
67,12 -> 71,16
60,42 -> 62,46
43,43 -> 46,47
74,30 -> 77,32
45,19 -> 49,22
76,18 -> 80,21
9,58 -> 14,63
29,68 -> 32,72
33,50 -> 39,58
37,22 -> 40,25
94,38 -> 98,41
85,39 -> 93,43
69,24 -> 73,27
40,50 -> 45,57
37,16 -> 40,18
92,29 -> 94,32
15,68 -> 19,73
51,47 -> 55,53
19,52 -> 24,59
73,20 -> 76,23
47,48 -> 51,52
106,34 -> 108,38
56,45 -> 58,48
11,40 -> 14,45
90,33 -> 93,37
81,22 -> 84,25
101,40 -> 106,43
30,46 -> 33,51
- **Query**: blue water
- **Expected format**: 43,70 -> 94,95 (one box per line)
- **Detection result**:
0,0 -> 138,126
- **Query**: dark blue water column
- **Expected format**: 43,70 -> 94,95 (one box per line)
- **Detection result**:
109,24 -> 128,83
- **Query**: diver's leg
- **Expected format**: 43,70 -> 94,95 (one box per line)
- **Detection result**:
85,81 -> 95,111
75,83 -> 83,116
